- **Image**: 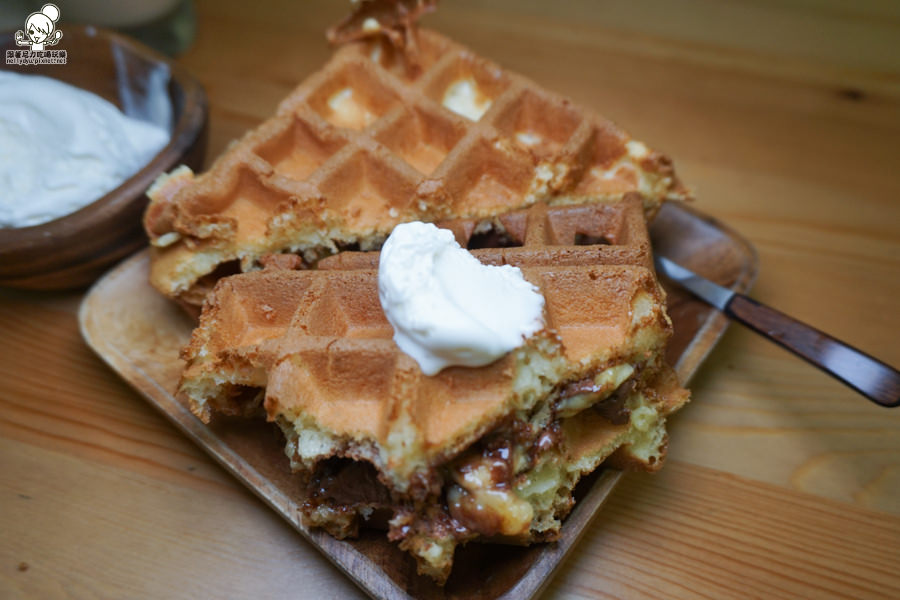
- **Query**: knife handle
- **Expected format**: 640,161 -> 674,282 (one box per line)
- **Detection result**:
726,295 -> 900,407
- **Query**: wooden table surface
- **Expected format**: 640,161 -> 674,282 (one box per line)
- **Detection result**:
2,1 -> 899,598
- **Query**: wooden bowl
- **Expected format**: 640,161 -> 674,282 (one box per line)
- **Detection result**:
0,25 -> 207,290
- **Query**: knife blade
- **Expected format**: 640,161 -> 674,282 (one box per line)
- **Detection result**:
655,255 -> 900,408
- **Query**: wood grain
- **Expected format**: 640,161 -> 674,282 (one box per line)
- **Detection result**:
2,0 -> 899,598
549,461 -> 900,600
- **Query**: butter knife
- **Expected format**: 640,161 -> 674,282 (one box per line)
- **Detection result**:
655,255 -> 900,407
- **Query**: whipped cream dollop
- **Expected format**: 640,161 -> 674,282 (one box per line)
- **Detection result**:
378,222 -> 545,375
0,71 -> 170,228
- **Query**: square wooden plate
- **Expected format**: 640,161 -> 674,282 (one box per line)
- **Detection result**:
79,200 -> 757,599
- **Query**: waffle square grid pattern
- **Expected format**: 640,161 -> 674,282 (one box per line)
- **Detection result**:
144,30 -> 686,305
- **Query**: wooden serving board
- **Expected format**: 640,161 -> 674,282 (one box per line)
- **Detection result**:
78,201 -> 756,600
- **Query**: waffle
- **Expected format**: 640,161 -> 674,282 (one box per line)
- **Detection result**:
179,197 -> 689,582
143,27 -> 688,308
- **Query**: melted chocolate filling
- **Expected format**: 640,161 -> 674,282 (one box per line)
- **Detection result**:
305,458 -> 392,508
298,371 -> 639,541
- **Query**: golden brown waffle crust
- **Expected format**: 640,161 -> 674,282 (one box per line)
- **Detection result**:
143,28 -> 689,302
179,263 -> 672,483
177,196 -> 674,485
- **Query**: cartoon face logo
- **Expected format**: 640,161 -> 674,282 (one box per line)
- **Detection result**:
15,4 -> 63,52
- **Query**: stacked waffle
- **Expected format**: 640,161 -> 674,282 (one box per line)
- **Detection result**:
149,21 -> 691,584
143,29 -> 687,309
178,196 -> 689,582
